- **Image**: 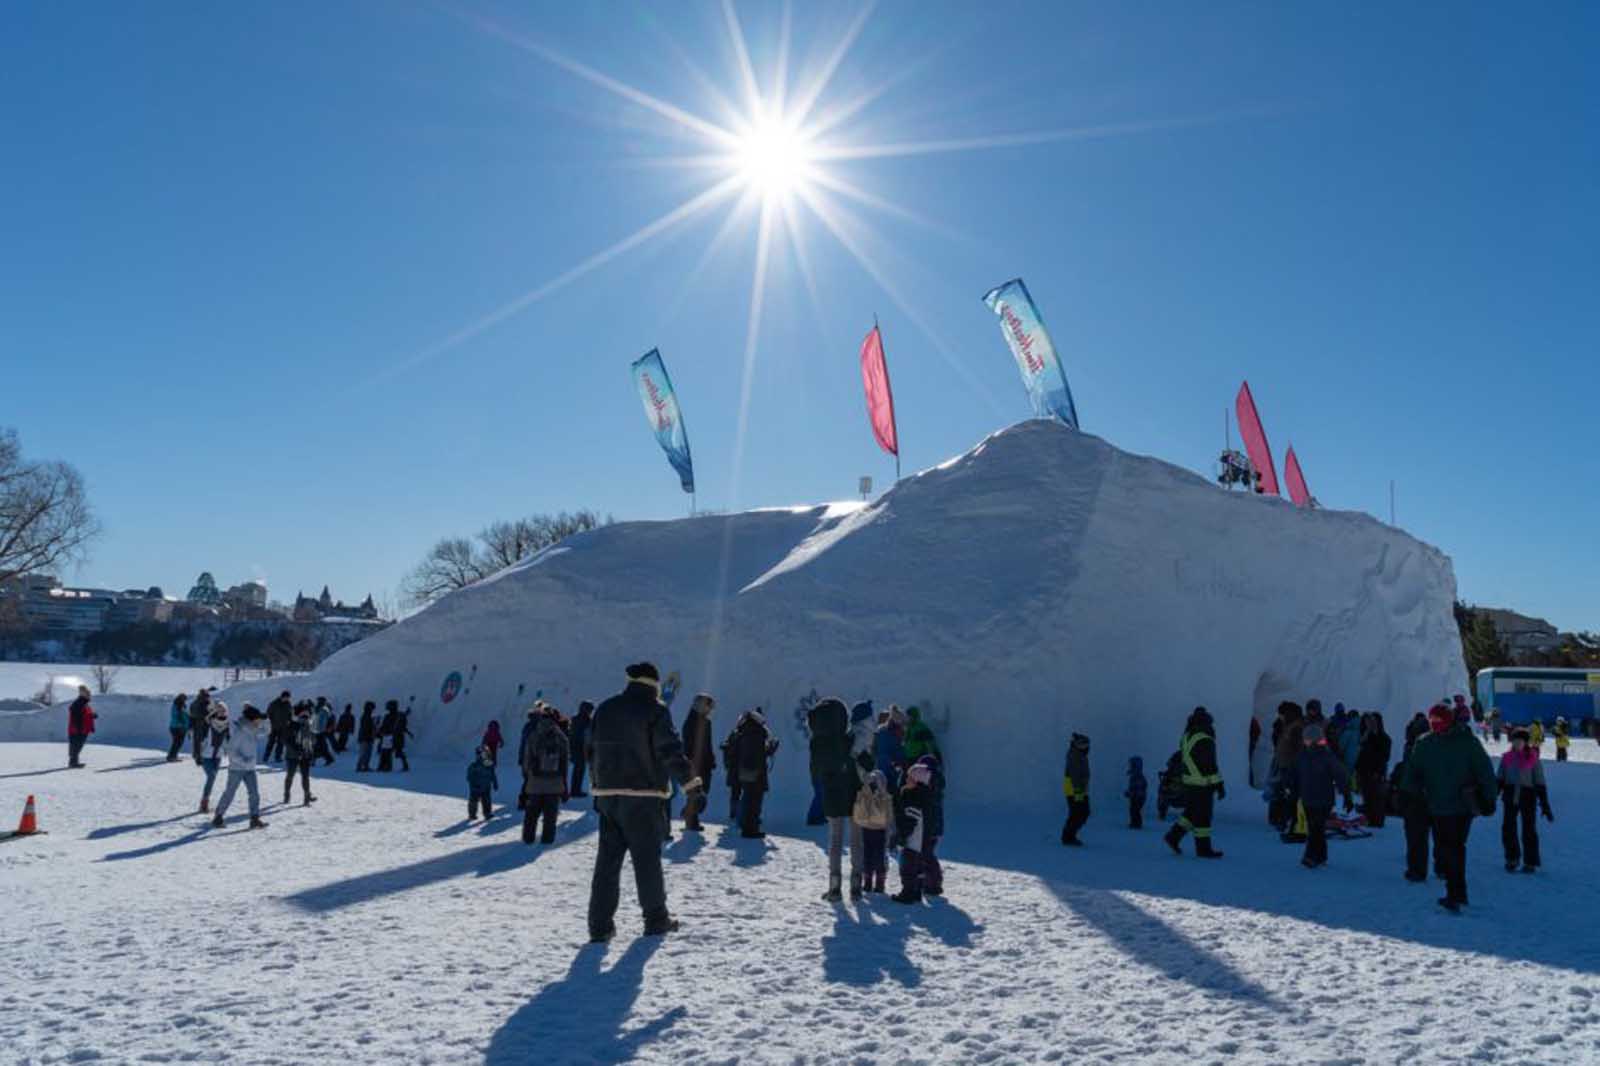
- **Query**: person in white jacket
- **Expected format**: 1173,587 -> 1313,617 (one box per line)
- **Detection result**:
212,703 -> 270,830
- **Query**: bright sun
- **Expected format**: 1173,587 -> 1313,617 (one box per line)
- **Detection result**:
733,117 -> 815,200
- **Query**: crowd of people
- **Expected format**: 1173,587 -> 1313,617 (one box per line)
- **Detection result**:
56,666 -> 1575,937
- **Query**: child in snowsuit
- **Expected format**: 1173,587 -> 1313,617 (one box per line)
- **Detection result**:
1125,756 -> 1148,829
1061,733 -> 1091,845
482,719 -> 504,767
1553,718 -> 1570,763
853,769 -> 893,894
1288,724 -> 1350,868
912,754 -> 946,894
892,762 -> 934,904
1497,727 -> 1554,872
466,746 -> 498,820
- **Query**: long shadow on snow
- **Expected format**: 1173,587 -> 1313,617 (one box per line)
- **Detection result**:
0,765 -> 73,780
946,814 -> 1600,979
485,938 -> 683,1066
285,816 -> 598,913
821,897 -> 982,988
95,757 -> 171,773
714,829 -> 778,867
87,812 -> 198,839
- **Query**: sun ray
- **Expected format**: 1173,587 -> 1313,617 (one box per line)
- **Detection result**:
797,185 -> 1008,417
813,109 -> 1282,162
788,0 -> 877,127
781,196 -> 826,337
704,197 -> 778,692
799,44 -> 944,142
720,0 -> 765,119
804,167 -> 967,242
772,0 -> 793,117
369,175 -> 745,383
452,8 -> 739,148
660,187 -> 763,324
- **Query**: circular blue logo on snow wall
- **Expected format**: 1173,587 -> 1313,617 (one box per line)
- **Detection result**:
440,671 -> 463,704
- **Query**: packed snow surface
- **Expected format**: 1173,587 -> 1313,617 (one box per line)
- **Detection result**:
2,739 -> 1597,1065
191,419 -> 1466,814
0,662 -> 265,704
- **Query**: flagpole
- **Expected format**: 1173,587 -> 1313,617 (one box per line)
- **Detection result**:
875,312 -> 902,483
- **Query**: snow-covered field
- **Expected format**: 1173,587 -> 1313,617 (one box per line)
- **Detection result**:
3,736 -> 1596,1066
0,662 -> 278,705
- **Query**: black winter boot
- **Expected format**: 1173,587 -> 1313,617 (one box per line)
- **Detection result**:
822,874 -> 843,902
1195,838 -> 1223,859
1163,824 -> 1184,855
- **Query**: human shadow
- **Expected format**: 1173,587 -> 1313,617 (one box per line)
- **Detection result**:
820,896 -> 983,988
716,831 -> 778,867
0,765 -> 72,780
101,823 -> 250,860
95,757 -> 170,773
664,830 -> 706,864
285,817 -> 597,913
87,812 -> 197,839
485,938 -> 684,1066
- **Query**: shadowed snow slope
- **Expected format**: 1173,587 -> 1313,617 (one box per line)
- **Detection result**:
244,419 -> 1463,812
10,421 -> 1465,816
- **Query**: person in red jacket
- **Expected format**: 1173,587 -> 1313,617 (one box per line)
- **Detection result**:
482,719 -> 505,767
67,684 -> 96,768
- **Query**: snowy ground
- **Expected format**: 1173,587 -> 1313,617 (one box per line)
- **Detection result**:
0,662 -> 286,705
3,738 -> 1598,1066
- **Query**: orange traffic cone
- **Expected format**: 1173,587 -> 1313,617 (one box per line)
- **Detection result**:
15,794 -> 39,835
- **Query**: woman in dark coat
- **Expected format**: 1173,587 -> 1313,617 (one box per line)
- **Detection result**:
1355,713 -> 1392,827
809,698 -> 861,900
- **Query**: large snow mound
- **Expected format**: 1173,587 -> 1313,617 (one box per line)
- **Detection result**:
214,421 -> 1460,812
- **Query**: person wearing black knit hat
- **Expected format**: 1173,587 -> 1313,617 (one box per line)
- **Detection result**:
585,661 -> 702,941
1164,706 -> 1225,858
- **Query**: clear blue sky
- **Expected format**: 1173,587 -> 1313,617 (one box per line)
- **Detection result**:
4,2 -> 1597,629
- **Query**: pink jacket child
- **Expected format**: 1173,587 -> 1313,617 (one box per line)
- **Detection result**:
482,720 -> 505,764
1496,728 -> 1554,873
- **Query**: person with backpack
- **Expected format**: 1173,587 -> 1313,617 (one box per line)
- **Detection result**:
809,697 -> 863,901
1060,733 -> 1091,846
679,694 -> 717,832
335,703 -> 356,753
212,703 -> 270,830
166,693 -> 190,762
568,701 -> 594,798
852,769 -> 893,894
733,708 -> 779,838
1355,713 -> 1392,828
263,690 -> 293,764
1287,724 -> 1351,869
66,685 -> 96,768
355,701 -> 377,772
584,661 -> 702,942
1497,726 -> 1554,873
521,705 -> 570,845
1402,703 -> 1497,912
282,702 -> 319,806
1164,707 -> 1225,859
1125,756 -> 1148,829
196,701 -> 231,813
467,745 -> 498,821
376,701 -> 400,772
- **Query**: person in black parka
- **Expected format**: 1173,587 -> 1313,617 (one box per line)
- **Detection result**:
393,708 -> 413,771
569,701 -> 595,798
376,701 -> 400,772
356,701 -> 378,772
521,705 -> 570,845
809,697 -> 862,900
1355,712 -> 1392,828
335,703 -> 356,753
585,662 -> 702,942
732,708 -> 778,838
264,691 -> 293,764
679,694 -> 717,831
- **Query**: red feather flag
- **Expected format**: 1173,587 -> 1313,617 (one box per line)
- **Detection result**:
859,324 -> 899,459
1284,446 -> 1312,508
1234,381 -> 1280,496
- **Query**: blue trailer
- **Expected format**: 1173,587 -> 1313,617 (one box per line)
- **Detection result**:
1475,667 -> 1599,727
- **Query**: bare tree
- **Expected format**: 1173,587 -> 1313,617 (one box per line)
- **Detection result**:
401,510 -> 606,607
33,674 -> 57,706
266,625 -> 323,672
91,662 -> 119,695
0,428 -> 101,584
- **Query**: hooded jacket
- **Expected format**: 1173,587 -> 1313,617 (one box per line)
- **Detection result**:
1497,746 -> 1550,812
1181,708 -> 1222,790
67,695 -> 96,737
266,696 -> 293,733
852,771 -> 893,830
681,697 -> 717,781
730,711 -> 777,790
808,698 -> 860,818
1272,704 -> 1304,769
357,704 -> 377,743
903,706 -> 940,762
284,712 -> 317,761
587,679 -> 695,799
466,755 -> 499,794
227,716 -> 266,771
169,697 -> 190,732
1289,741 -> 1350,810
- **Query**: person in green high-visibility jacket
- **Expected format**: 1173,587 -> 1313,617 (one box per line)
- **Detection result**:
1165,707 -> 1225,858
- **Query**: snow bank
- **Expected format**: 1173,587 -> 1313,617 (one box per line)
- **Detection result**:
207,420 -> 1465,816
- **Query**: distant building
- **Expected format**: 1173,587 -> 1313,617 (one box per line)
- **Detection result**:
223,580 -> 269,612
293,587 -> 380,622
187,572 -> 223,605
